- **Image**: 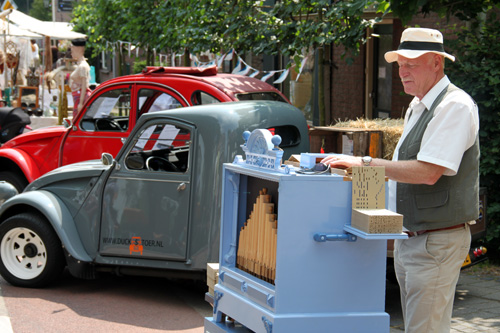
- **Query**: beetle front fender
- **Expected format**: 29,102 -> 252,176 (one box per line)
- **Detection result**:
0,190 -> 92,262
0,148 -> 42,183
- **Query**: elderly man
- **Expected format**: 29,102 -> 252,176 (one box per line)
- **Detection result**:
322,27 -> 479,332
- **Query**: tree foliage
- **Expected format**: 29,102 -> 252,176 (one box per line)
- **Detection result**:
72,0 -> 389,66
29,0 -> 52,21
71,0 -> 500,65
390,0 -> 500,24
446,11 -> 500,258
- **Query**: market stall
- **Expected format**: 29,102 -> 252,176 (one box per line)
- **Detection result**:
1,9 -> 86,129
0,11 -> 42,105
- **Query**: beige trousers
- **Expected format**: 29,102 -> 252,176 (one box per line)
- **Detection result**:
394,224 -> 471,333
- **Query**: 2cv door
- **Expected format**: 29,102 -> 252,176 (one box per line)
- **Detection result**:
62,84 -> 186,167
99,118 -> 194,261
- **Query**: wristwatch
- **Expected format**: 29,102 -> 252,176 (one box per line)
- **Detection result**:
362,156 -> 372,166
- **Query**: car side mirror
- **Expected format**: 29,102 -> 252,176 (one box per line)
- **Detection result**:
63,118 -> 72,128
101,153 -> 114,166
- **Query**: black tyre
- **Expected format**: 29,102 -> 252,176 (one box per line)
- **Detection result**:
0,213 -> 65,288
0,170 -> 28,193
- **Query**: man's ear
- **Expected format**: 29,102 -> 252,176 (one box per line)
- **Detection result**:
434,54 -> 445,71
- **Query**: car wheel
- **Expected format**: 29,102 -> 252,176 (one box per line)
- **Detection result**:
0,213 -> 65,288
0,171 -> 28,193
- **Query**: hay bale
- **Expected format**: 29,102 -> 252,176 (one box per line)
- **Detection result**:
332,118 -> 404,160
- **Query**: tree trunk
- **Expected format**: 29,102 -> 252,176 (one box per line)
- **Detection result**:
318,46 -> 325,126
184,48 -> 190,66
117,45 -> 123,77
147,48 -> 153,66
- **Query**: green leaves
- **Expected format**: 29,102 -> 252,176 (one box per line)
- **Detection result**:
71,0 -> 387,67
389,0 -> 500,24
447,10 -> 500,255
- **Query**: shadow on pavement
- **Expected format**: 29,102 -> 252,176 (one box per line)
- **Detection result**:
1,269 -> 212,332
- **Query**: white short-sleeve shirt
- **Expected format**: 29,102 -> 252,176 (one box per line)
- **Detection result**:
388,76 -> 479,213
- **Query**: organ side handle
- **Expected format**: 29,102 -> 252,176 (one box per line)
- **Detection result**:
314,232 -> 357,242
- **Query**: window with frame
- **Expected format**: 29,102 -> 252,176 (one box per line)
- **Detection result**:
125,123 -> 191,173
80,88 -> 131,132
191,90 -> 220,105
137,88 -> 183,119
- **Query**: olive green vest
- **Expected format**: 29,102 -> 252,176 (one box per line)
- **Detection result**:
396,84 -> 479,231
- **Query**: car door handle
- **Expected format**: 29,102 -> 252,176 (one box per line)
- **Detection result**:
177,182 -> 186,191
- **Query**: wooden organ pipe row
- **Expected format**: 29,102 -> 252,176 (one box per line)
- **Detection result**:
237,188 -> 277,284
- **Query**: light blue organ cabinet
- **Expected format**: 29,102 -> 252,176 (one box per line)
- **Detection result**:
205,130 -> 406,333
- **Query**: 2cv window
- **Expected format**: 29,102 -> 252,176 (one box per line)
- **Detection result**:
125,123 -> 191,173
80,87 -> 132,132
137,88 -> 183,119
191,90 -> 220,105
235,92 -> 287,103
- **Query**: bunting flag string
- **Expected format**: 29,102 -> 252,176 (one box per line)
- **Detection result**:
221,49 -> 292,84
100,39 -> 309,83
223,49 -> 310,83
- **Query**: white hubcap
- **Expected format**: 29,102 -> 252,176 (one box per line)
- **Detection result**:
1,227 -> 47,280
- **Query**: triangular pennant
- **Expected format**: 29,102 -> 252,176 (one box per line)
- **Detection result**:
234,66 -> 251,76
225,49 -> 234,61
217,53 -> 225,68
273,69 -> 290,84
249,70 -> 260,78
232,58 -> 242,73
296,56 -> 309,81
260,71 -> 275,82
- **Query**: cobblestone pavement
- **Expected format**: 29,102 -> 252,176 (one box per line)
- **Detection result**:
389,270 -> 500,332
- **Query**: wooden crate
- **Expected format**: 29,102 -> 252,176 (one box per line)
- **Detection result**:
206,263 -> 219,296
309,126 -> 383,158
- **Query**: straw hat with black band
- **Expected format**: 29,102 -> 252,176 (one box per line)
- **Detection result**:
384,27 -> 455,63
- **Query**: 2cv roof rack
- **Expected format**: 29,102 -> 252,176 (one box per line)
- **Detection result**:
142,65 -> 218,76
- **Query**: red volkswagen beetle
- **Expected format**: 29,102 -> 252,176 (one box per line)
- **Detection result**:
0,66 -> 289,192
